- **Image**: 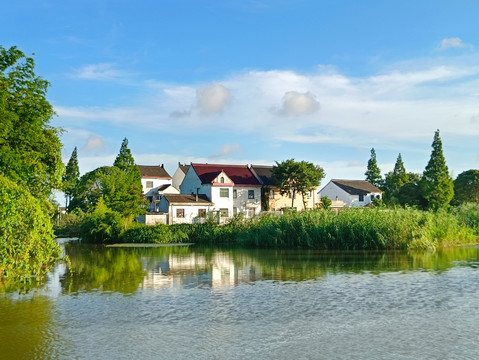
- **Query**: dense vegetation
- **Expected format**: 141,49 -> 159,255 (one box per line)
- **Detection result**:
0,46 -> 62,286
91,206 -> 478,250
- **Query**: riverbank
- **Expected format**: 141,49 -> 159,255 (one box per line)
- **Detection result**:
118,206 -> 479,250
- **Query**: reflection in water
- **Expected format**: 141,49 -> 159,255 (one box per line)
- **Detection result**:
2,243 -> 478,360
60,243 -> 479,293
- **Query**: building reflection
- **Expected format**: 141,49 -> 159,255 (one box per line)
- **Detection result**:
139,252 -> 263,290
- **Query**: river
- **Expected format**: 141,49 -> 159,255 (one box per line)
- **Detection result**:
1,240 -> 478,359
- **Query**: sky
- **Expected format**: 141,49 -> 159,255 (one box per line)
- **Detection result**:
3,0 -> 479,190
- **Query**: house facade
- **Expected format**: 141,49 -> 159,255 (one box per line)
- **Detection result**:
180,163 -> 262,219
172,163 -> 190,191
250,165 -> 319,211
137,165 -> 179,212
158,194 -> 214,224
318,179 -> 382,208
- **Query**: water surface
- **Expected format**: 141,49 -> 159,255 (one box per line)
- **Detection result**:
1,241 -> 478,359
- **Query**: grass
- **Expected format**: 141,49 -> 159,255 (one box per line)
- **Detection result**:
118,207 -> 478,250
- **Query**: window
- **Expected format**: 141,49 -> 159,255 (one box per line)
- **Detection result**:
269,189 -> 275,199
220,176 -> 225,183
233,207 -> 238,216
359,194 -> 364,202
233,189 -> 237,199
370,195 -> 374,201
248,190 -> 254,199
246,208 -> 255,218
198,209 -> 206,218
219,208 -> 228,217
146,181 -> 153,189
220,188 -> 229,198
376,195 -> 381,199
176,209 -> 185,218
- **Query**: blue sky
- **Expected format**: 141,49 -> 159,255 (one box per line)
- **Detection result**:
3,0 -> 479,187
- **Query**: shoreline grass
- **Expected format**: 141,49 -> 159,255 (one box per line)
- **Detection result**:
118,207 -> 479,250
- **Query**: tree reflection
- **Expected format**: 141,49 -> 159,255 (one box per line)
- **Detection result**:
61,243 -> 146,294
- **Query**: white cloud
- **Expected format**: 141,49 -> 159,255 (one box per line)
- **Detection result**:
83,135 -> 105,153
72,63 -> 127,80
440,38 -> 473,50
210,143 -> 241,158
56,54 -> 479,153
277,91 -> 320,116
196,82 -> 230,114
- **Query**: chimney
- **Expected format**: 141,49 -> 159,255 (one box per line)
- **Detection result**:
196,193 -> 198,202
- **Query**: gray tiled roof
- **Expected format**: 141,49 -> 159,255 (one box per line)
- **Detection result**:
332,180 -> 382,195
137,165 -> 171,178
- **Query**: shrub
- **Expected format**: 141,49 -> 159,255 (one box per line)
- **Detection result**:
0,175 -> 61,286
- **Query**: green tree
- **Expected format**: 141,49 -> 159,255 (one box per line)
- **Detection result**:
114,138 -> 138,176
453,169 -> 479,205
384,154 -> 409,205
320,196 -> 332,210
0,46 -> 62,284
421,129 -> 454,210
272,159 -> 325,210
0,46 -> 63,199
62,147 -> 80,209
365,148 -> 382,188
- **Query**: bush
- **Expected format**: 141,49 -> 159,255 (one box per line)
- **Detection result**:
0,175 -> 61,285
120,223 -> 188,244
78,198 -> 123,244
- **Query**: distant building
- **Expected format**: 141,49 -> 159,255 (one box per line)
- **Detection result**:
137,164 -> 179,212
158,194 -> 214,224
172,162 -> 190,191
318,179 -> 382,208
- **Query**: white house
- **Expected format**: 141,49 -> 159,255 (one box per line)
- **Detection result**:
318,179 -> 382,208
180,163 -> 262,219
137,165 -> 179,212
172,163 -> 190,191
158,194 -> 214,225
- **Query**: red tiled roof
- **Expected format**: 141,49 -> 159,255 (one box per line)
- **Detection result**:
191,163 -> 261,186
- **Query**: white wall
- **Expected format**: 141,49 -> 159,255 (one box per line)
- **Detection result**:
170,205 -> 212,224
172,167 -> 187,190
180,168 -> 211,199
142,178 -> 172,198
232,187 -> 261,216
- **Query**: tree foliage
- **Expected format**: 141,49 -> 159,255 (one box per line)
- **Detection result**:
384,154 -> 409,205
365,148 -> 382,188
0,46 -> 63,199
272,159 -> 325,209
62,146 -> 80,209
454,169 -> 479,205
0,46 -> 63,284
0,175 -> 60,284
421,130 -> 454,210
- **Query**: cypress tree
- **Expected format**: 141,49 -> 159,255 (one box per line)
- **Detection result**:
421,129 -> 454,210
384,153 -> 408,204
62,147 -> 80,209
365,148 -> 382,188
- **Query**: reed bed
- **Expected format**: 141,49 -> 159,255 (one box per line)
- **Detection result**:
176,208 -> 477,250
117,208 -> 477,250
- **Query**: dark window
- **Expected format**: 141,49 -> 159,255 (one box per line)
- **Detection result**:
370,195 -> 374,201
220,177 -> 225,183
219,208 -> 228,217
233,189 -> 237,199
198,209 -> 206,218
146,181 -> 153,188
176,209 -> 185,218
359,194 -> 364,202
248,190 -> 254,199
